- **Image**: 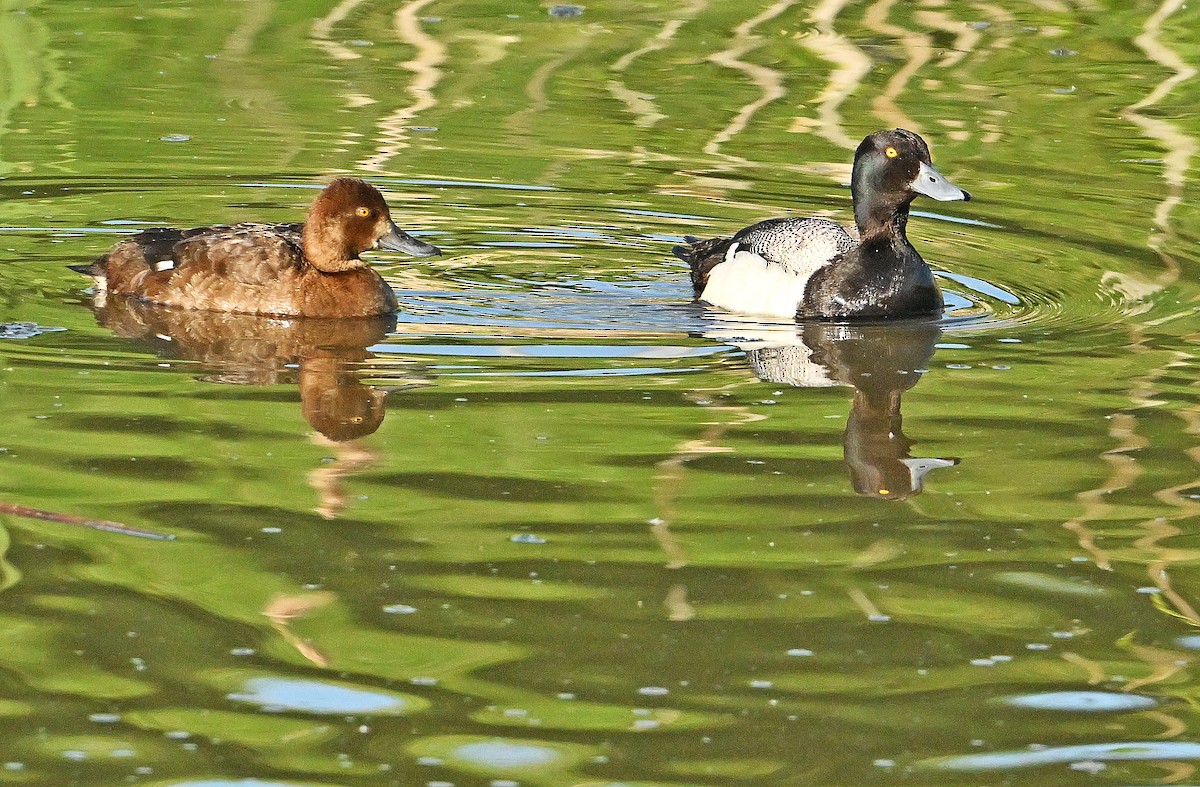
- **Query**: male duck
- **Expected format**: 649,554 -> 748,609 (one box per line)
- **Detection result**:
73,177 -> 440,318
673,129 -> 970,320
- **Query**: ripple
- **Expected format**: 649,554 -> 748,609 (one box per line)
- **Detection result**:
166,781 -> 316,787
993,571 -> 1108,597
0,322 -> 67,340
225,676 -> 427,715
927,741 -> 1200,772
403,735 -> 595,778
454,741 -> 562,768
1001,691 -> 1157,712
388,264 -> 1069,341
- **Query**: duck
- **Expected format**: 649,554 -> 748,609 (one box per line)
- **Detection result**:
72,177 -> 441,318
673,129 -> 971,320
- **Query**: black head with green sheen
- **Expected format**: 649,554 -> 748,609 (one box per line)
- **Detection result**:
850,129 -> 970,234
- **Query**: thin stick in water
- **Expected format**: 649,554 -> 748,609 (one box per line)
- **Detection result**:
0,502 -> 175,541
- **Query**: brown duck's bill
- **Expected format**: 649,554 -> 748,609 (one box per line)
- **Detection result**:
377,222 -> 442,257
913,161 -> 971,202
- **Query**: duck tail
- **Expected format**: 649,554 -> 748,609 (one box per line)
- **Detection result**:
672,235 -> 733,295
68,258 -> 104,276
670,235 -> 704,262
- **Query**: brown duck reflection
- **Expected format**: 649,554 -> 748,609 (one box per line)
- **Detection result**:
719,320 -> 957,500
84,295 -> 404,517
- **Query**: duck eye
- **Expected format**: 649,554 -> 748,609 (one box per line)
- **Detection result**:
355,207 -> 371,218
884,146 -> 899,159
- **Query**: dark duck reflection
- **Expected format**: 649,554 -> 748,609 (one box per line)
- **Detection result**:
83,294 -> 412,517
715,320 -> 957,500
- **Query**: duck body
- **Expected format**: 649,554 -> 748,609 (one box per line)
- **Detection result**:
802,234 -> 942,319
74,178 -> 440,318
673,129 -> 970,321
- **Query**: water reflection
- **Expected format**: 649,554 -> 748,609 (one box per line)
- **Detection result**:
713,319 -> 957,500
79,295 -> 404,517
926,740 -> 1200,773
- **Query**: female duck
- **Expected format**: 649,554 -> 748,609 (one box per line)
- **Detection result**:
74,177 -> 440,318
673,129 -> 970,320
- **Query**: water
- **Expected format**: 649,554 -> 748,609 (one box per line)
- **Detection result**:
2,1 -> 1200,785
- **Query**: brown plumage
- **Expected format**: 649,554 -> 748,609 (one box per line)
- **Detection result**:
73,178 -> 441,318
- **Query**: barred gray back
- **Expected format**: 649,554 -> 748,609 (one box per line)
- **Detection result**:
735,218 -> 855,277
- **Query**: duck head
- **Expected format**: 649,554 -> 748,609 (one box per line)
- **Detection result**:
850,129 -> 970,236
302,177 -> 441,273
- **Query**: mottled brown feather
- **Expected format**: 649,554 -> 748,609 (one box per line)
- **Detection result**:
78,180 -> 428,318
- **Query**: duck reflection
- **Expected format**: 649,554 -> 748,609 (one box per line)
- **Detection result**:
715,320 -> 957,500
83,295 -> 405,517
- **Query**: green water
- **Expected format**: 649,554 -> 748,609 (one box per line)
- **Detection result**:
2,1 -> 1200,784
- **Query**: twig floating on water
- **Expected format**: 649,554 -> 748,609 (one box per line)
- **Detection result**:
0,502 -> 176,541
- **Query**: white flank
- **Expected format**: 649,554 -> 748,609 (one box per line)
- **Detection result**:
703,326 -> 839,388
700,246 -> 811,318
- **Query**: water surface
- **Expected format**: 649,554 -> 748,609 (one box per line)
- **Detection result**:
2,1 -> 1200,785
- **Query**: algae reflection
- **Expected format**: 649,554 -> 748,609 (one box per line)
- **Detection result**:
76,294 -> 422,519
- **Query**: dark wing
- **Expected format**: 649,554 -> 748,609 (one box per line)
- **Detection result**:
69,227 -> 190,276
167,224 -> 306,286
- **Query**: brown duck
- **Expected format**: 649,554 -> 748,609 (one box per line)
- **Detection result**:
73,178 -> 440,318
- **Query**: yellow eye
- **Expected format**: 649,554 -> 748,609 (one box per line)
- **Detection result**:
885,146 -> 898,158
355,207 -> 371,217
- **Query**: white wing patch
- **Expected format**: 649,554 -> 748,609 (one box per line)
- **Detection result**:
154,260 -> 175,272
700,245 -> 812,318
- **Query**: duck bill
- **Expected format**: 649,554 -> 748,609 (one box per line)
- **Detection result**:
913,161 -> 971,202
377,221 -> 441,257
